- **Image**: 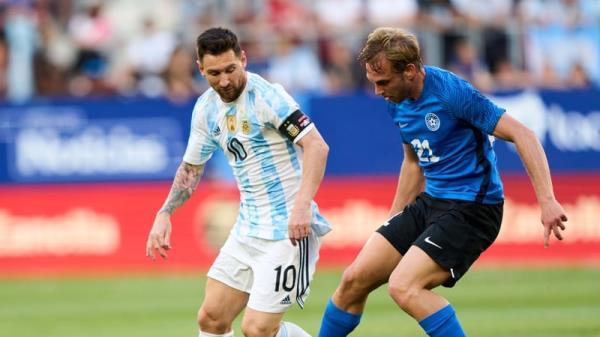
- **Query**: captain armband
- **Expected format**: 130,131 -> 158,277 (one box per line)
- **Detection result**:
278,110 -> 314,143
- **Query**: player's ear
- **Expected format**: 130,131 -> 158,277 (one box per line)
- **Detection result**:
404,63 -> 417,80
240,50 -> 247,68
197,59 -> 205,77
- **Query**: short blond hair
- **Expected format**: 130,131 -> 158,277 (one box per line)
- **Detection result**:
358,27 -> 422,72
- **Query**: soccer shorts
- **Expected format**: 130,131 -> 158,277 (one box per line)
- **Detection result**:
377,192 -> 503,287
207,231 -> 321,313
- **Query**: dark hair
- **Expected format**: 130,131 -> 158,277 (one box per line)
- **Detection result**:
358,27 -> 422,73
196,27 -> 242,61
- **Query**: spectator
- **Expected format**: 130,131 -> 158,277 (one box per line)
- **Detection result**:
124,18 -> 177,97
566,62 -> 592,89
366,0 -> 418,28
67,2 -> 111,96
321,39 -> 359,94
266,0 -> 314,37
267,33 -> 323,94
447,37 -> 494,91
492,58 -> 533,91
0,34 -> 7,98
34,2 -> 75,96
5,2 -> 38,102
163,45 -> 199,103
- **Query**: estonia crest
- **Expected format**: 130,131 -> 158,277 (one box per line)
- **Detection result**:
425,113 -> 440,131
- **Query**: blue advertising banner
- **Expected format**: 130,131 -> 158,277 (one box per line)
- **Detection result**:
0,89 -> 598,183
491,89 -> 600,173
0,98 -> 194,183
311,89 -> 600,176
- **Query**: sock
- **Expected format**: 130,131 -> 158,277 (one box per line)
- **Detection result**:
276,321 -> 311,337
318,298 -> 362,337
199,330 -> 234,337
418,304 -> 466,337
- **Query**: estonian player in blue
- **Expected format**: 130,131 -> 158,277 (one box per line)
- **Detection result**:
319,27 -> 568,337
145,28 -> 331,337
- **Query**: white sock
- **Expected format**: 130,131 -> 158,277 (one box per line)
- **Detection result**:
199,330 -> 234,337
276,321 -> 311,337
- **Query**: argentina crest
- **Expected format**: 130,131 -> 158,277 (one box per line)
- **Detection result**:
241,119 -> 251,134
227,115 -> 237,133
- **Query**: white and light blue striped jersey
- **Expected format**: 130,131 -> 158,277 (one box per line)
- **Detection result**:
183,72 -> 331,240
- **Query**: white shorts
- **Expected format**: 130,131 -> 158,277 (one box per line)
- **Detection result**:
207,231 -> 321,313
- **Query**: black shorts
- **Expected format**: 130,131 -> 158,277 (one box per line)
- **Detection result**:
377,193 -> 503,287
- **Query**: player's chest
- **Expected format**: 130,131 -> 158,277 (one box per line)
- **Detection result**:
394,108 -> 456,144
211,110 -> 273,160
393,106 -> 460,164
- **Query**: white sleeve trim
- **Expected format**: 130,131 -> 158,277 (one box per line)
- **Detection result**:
293,123 -> 315,144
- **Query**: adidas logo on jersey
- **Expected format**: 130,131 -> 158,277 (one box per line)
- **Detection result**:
280,295 -> 291,305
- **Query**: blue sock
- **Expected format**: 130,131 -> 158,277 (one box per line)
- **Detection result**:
419,304 -> 466,337
318,298 -> 362,337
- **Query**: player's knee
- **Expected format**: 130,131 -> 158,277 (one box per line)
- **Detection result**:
240,320 -> 279,337
197,307 -> 229,333
339,265 -> 372,297
387,281 -> 419,311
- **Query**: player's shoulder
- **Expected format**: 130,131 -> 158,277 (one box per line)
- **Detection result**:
248,72 -> 293,99
426,66 -> 476,101
191,89 -> 219,122
426,66 -> 467,88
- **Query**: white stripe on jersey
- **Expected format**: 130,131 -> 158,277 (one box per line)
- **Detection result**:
183,72 -> 331,240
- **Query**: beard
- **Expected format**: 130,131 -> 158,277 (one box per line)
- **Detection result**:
215,85 -> 240,102
215,75 -> 246,103
389,83 -> 413,103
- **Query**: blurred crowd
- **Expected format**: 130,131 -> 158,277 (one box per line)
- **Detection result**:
0,0 -> 599,103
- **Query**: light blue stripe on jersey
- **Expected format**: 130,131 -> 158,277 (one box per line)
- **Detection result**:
189,93 -> 219,163
239,90 -> 260,238
285,141 -> 301,173
252,76 -> 295,120
245,97 -> 288,239
233,148 -> 260,238
202,98 -> 220,157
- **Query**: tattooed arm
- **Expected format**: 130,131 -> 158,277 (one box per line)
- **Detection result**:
146,162 -> 205,260
159,162 -> 205,215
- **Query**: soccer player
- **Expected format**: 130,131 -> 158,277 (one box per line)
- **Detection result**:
145,27 -> 331,337
318,27 -> 568,337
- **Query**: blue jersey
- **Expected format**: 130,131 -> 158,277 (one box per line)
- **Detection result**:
183,72 -> 331,240
389,66 -> 505,204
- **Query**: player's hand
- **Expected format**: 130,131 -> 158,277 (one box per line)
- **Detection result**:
146,212 -> 173,260
540,199 -> 568,248
288,200 -> 312,246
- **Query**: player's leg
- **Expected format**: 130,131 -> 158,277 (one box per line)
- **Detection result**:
387,245 -> 464,337
319,196 -> 428,337
387,199 -> 503,337
242,234 -> 319,337
198,234 -> 253,336
333,233 -> 401,312
318,233 -> 401,337
198,278 -> 248,336
241,309 -> 312,337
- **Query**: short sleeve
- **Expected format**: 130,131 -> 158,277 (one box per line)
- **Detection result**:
442,76 -> 505,134
182,98 -> 219,165
262,83 -> 300,128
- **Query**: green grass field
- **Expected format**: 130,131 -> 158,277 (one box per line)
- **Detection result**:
1,267 -> 599,337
